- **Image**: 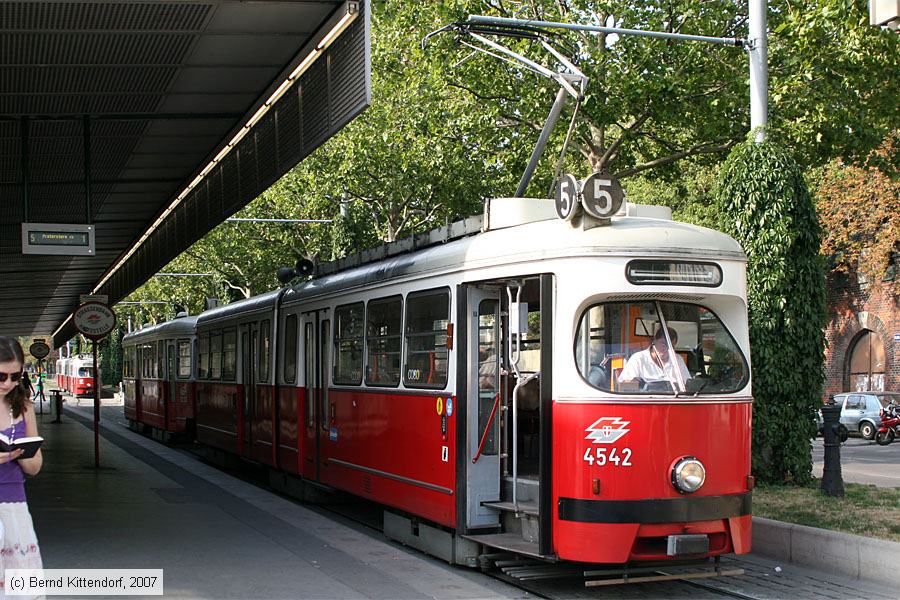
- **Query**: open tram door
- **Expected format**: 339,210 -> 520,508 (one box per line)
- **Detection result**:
463,275 -> 554,559
465,286 -> 502,529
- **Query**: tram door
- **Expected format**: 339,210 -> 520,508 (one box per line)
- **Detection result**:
241,323 -> 260,458
466,287 -> 502,529
166,342 -> 176,429
302,310 -> 330,481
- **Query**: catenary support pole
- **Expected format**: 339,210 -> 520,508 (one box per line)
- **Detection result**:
93,340 -> 100,468
748,0 -> 768,142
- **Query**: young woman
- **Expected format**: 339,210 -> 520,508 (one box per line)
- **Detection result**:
0,336 -> 43,595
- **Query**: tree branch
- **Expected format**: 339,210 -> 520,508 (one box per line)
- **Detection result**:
613,139 -> 739,178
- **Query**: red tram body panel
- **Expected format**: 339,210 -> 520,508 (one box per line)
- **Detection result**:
195,382 -> 240,452
323,389 -> 457,528
551,401 -> 752,563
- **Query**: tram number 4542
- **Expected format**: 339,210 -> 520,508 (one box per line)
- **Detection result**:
583,447 -> 633,467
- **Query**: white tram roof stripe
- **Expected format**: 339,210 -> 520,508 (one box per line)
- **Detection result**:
284,216 -> 744,305
122,316 -> 199,345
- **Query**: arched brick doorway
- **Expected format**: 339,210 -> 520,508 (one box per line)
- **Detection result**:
846,329 -> 886,391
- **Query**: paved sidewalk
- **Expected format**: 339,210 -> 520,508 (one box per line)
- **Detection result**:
28,407 -> 525,600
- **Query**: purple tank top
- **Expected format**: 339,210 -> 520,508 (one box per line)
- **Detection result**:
0,419 -> 27,502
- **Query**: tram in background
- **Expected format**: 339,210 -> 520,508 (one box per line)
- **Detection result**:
60,355 -> 95,397
120,198 -> 753,566
122,317 -> 198,440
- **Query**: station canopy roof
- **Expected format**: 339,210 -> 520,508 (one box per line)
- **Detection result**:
0,0 -> 370,349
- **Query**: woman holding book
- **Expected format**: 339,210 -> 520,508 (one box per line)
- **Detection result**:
0,336 -> 43,596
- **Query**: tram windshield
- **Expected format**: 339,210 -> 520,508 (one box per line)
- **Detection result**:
575,301 -> 748,396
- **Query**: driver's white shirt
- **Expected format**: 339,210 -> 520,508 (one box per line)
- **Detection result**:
617,348 -> 691,385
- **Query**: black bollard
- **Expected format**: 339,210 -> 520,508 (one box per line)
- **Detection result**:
820,402 -> 844,497
51,390 -> 63,423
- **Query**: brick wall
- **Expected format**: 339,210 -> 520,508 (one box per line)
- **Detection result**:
823,270 -> 899,399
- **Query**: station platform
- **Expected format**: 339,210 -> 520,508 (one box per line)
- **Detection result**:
25,404 -> 524,600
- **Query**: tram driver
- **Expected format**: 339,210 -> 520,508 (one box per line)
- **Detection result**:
617,327 -> 691,392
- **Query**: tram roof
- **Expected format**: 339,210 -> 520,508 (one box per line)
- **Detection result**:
122,315 -> 199,344
191,207 -> 747,326
278,212 -> 746,303
0,1 -> 371,346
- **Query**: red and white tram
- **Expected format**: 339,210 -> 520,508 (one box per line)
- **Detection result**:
122,198 -> 753,566
64,355 -> 95,397
121,317 -> 198,440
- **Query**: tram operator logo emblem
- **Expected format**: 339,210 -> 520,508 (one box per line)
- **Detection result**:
585,417 -> 630,444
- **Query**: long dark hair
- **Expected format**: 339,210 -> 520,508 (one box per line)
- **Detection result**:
0,336 -> 28,418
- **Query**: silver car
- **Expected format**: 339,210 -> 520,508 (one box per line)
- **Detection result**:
821,392 -> 900,440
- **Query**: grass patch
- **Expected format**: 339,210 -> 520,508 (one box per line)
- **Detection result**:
753,479 -> 900,542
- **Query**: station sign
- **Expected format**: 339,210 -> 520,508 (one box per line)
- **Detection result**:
22,223 -> 95,256
80,294 -> 109,305
73,302 -> 117,340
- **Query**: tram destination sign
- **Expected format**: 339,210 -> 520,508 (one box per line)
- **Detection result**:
21,223 -> 95,256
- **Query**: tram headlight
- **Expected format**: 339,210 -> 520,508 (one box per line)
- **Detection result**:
671,457 -> 706,494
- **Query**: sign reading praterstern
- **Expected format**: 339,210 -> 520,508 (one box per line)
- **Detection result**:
73,302 -> 117,340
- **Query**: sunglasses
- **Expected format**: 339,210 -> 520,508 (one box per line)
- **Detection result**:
0,372 -> 22,383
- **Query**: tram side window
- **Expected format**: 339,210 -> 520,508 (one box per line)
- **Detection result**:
404,289 -> 450,389
259,321 -> 271,383
198,334 -> 210,379
177,340 -> 191,379
574,301 -> 748,395
366,296 -> 402,387
140,344 -> 152,378
123,347 -> 133,379
284,314 -> 298,384
223,329 -> 237,381
210,332 -> 222,380
334,304 -> 364,385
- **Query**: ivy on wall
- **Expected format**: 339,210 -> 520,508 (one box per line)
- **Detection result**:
717,134 -> 827,483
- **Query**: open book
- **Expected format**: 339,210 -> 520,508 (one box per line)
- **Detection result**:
0,432 -> 43,459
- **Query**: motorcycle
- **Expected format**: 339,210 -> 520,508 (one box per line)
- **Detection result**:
874,402 -> 900,446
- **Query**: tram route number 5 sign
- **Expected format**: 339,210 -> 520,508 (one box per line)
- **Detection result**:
556,172 -> 625,221
73,302 -> 117,340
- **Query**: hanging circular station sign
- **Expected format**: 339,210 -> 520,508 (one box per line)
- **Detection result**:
73,302 -> 117,340
29,341 -> 50,360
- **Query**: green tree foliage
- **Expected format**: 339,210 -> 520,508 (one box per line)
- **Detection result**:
717,135 -> 826,483
98,327 -> 124,386
768,0 -> 900,166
